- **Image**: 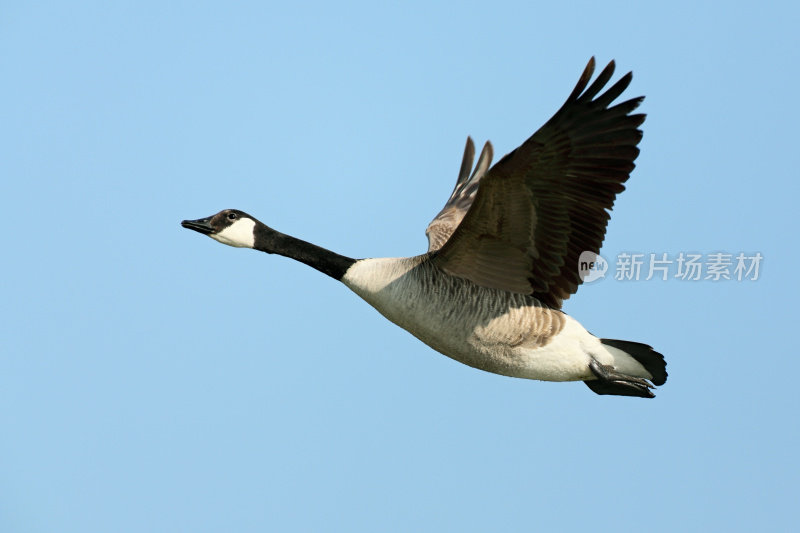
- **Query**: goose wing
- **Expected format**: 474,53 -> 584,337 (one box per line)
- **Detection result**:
425,137 -> 493,252
431,58 -> 645,309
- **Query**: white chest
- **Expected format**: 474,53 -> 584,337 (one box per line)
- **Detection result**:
342,257 -> 476,353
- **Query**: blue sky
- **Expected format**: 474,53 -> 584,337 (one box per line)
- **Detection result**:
2,1 -> 798,531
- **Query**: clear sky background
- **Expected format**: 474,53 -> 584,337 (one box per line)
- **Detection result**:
2,2 -> 798,532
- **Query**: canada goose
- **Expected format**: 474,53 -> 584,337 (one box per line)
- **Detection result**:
182,58 -> 667,398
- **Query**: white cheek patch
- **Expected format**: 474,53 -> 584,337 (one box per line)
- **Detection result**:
211,218 -> 256,248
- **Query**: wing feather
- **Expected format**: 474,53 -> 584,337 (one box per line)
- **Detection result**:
425,138 -> 494,251
431,58 -> 645,308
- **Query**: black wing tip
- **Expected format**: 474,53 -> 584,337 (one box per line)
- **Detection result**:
568,57 -> 597,101
569,58 -> 639,109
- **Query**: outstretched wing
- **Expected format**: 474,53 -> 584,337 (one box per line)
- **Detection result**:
425,137 -> 493,252
431,58 -> 645,309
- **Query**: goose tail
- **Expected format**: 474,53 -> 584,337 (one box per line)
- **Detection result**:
600,339 -> 668,386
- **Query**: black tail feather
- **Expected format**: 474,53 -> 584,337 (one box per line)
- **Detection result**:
600,339 -> 668,385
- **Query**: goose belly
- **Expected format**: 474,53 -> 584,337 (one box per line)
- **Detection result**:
341,258 -> 602,381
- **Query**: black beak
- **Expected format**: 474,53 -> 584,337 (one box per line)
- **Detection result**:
181,217 -> 215,235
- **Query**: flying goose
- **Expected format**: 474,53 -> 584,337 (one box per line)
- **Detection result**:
182,58 -> 667,398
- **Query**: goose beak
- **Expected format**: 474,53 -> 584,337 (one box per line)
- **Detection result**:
181,217 -> 215,235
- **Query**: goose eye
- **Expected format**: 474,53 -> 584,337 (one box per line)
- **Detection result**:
227,212 -> 238,221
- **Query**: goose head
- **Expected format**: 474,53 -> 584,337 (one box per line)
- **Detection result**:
181,209 -> 257,248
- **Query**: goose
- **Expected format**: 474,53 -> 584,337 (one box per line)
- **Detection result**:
182,58 -> 667,398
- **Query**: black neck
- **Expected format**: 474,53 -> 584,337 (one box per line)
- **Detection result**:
254,223 -> 356,281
